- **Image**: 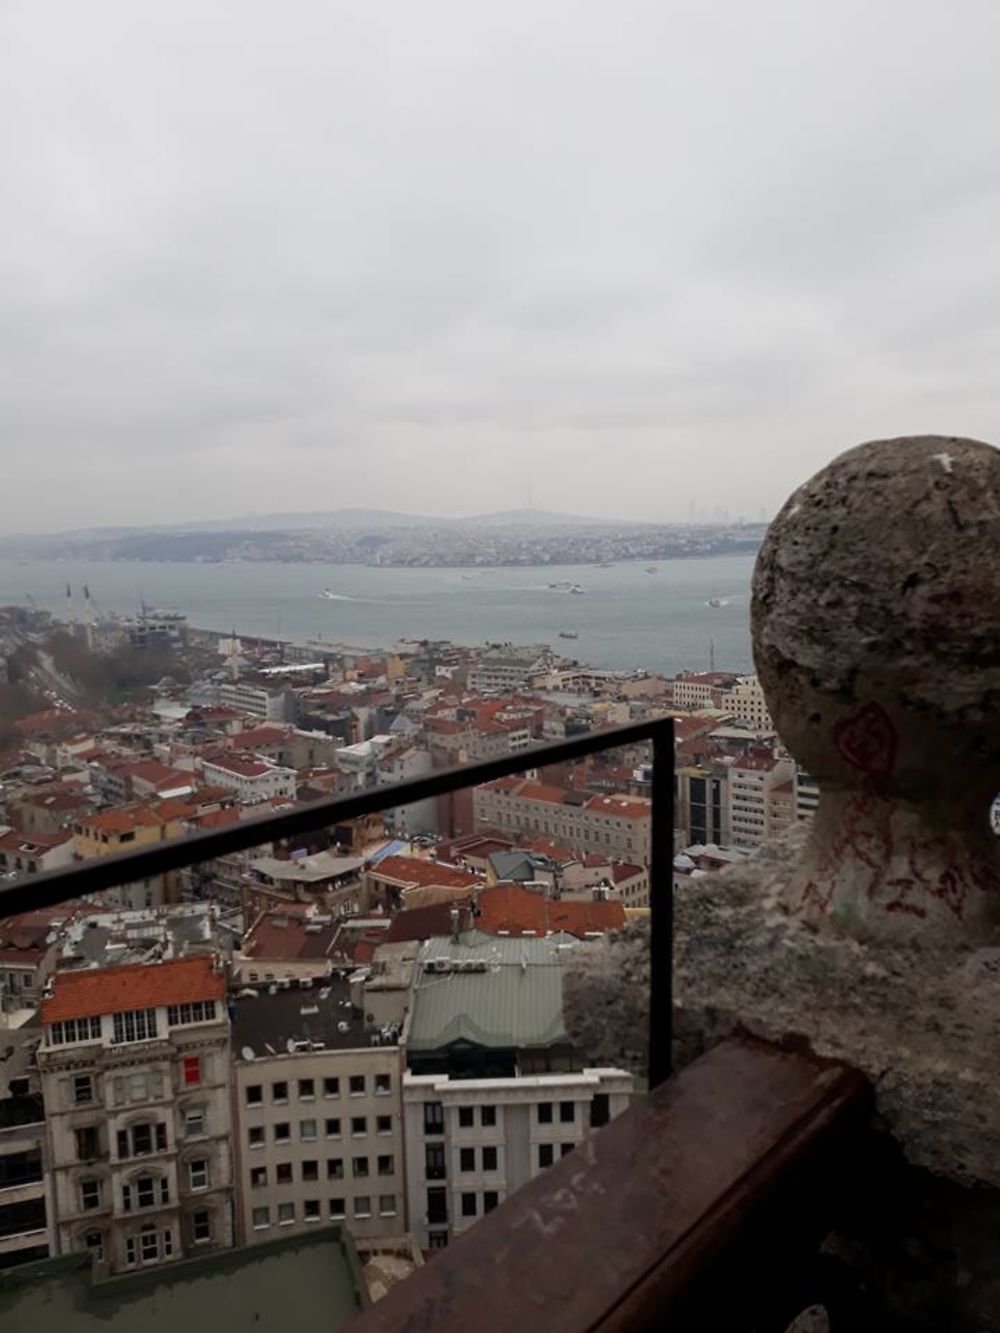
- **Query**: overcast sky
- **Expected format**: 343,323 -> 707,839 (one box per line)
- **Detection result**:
2,2 -> 999,532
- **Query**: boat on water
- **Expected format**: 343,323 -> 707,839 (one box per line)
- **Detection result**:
558,629 -> 579,639
707,596 -> 731,608
645,566 -> 657,574
319,589 -> 337,600
547,581 -> 586,594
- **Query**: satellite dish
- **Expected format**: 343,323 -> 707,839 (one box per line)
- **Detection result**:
286,1038 -> 297,1054
241,1046 -> 256,1062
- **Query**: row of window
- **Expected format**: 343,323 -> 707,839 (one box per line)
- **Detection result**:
247,1114 -> 392,1148
50,1017 -> 102,1046
538,1143 -> 576,1169
252,1196 -> 396,1228
459,1190 -> 500,1219
249,1154 -> 394,1187
245,1074 -> 390,1107
77,1160 -> 211,1213
425,1144 -> 499,1178
52,1008 -> 219,1050
166,1001 -> 217,1027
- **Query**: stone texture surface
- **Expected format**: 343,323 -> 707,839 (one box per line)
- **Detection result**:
752,435 -> 1000,942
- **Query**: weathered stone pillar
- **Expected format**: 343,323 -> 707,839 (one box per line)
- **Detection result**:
752,435 -> 1000,942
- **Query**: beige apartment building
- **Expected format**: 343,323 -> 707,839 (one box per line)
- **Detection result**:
231,980 -> 407,1246
728,748 -> 797,849
36,956 -> 234,1275
473,779 -> 652,864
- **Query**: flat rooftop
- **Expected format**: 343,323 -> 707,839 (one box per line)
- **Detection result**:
0,1228 -> 365,1333
231,975 -> 391,1058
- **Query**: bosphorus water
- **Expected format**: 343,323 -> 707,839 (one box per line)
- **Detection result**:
0,554 -> 755,677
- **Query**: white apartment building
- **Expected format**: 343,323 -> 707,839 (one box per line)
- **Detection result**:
216,680 -> 298,722
36,956 -> 234,1275
403,1068 -> 633,1250
728,749 -> 797,849
795,768 -> 821,821
671,672 -> 739,711
231,982 -> 407,1246
467,651 -> 549,695
200,754 -> 297,805
723,676 -> 774,733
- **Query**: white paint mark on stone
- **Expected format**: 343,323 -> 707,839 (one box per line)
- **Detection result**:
932,452 -> 955,474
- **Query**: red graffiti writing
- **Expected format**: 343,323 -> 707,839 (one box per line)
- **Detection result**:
833,703 -> 897,779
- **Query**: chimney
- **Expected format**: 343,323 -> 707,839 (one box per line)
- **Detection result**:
450,907 -> 461,942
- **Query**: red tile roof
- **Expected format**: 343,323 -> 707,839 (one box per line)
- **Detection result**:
368,855 -> 479,891
583,794 -> 652,820
475,883 -> 626,938
386,902 -> 472,943
242,911 -> 339,962
41,955 -> 225,1023
79,805 -> 165,836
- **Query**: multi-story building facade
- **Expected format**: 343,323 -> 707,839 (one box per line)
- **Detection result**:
674,763 -> 731,848
671,671 -> 740,711
215,679 -> 298,723
795,767 -> 821,821
230,983 -> 406,1245
473,780 -> 652,864
728,749 -> 797,850
73,806 -> 185,910
37,956 -> 233,1275
402,1068 -> 633,1250
722,675 -> 774,733
199,754 -> 297,805
0,1027 -> 51,1271
467,651 -> 549,695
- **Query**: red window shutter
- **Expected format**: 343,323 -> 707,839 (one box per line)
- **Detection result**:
183,1056 -> 201,1086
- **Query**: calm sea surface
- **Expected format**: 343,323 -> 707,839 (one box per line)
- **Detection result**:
0,555 -> 755,677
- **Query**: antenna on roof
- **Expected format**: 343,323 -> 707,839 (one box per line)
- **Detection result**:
709,638 -> 715,673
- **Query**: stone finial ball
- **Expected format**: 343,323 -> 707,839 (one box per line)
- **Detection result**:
752,436 -> 1000,805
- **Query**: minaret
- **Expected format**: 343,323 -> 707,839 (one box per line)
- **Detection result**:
66,582 -> 75,631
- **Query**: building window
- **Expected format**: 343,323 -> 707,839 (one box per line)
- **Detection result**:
537,1102 -> 553,1125
250,1167 -> 267,1188
188,1159 -> 209,1190
353,1196 -> 371,1219
167,1001 -> 217,1027
376,1154 -> 394,1176
191,1209 -> 211,1244
79,1178 -> 102,1211
272,1081 -> 288,1103
538,1144 -> 554,1169
184,1107 -> 206,1138
378,1194 -> 397,1216
298,1079 -> 315,1100
50,1016 -> 102,1046
349,1075 -> 365,1097
124,1175 -> 169,1211
300,1119 -> 317,1141
304,1199 -> 320,1222
590,1093 -> 610,1129
277,1202 -> 295,1225
376,1116 -> 392,1136
329,1198 -> 346,1219
559,1101 -> 575,1124
482,1146 -> 498,1172
325,1118 -> 341,1138
276,1164 -> 293,1185
426,1188 -> 447,1225
118,1122 -> 167,1160
274,1123 -> 290,1144
323,1078 -> 340,1098
112,1009 -> 158,1045
82,1229 -> 104,1262
483,1191 -> 499,1214
352,1156 -> 369,1178
248,1126 -> 265,1148
246,1085 -> 263,1106
428,1230 -> 448,1250
458,1107 -> 474,1128
252,1207 -> 270,1230
351,1117 -> 367,1137
423,1102 -> 444,1136
182,1056 -> 201,1087
75,1126 -> 101,1161
374,1074 -> 391,1096
302,1160 -> 319,1182
327,1158 -> 344,1179
73,1074 -> 94,1105
461,1192 -> 477,1218
480,1106 -> 496,1127
459,1147 -> 475,1173
561,1143 -> 574,1158
425,1144 -> 446,1180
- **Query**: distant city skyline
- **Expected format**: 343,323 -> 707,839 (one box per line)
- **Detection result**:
3,1 -> 1000,531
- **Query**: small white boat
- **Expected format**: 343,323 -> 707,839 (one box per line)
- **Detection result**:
558,630 -> 578,639
707,597 -> 730,608
319,589 -> 337,600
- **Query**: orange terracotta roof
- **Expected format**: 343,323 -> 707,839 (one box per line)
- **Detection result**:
476,883 -> 626,938
515,782 -> 569,806
583,794 -> 652,820
80,805 -> 164,836
368,855 -> 479,891
42,955 -> 225,1023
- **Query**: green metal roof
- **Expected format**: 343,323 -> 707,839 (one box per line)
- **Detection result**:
0,1228 -> 366,1333
407,929 -> 582,1051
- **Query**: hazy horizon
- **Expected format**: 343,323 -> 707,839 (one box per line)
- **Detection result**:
3,1 -> 1000,532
